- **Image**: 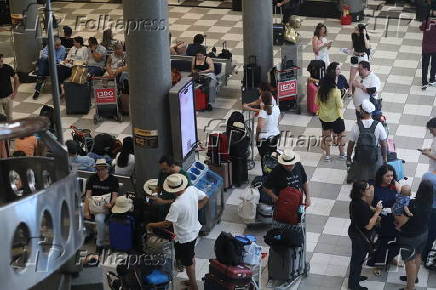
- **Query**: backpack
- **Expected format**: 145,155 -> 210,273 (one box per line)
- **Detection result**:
264,226 -> 304,249
307,59 -> 325,80
355,120 -> 379,164
214,232 -> 245,266
273,187 -> 303,225
226,111 -> 245,136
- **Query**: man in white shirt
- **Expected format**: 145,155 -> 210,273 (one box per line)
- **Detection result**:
422,117 -> 436,171
352,61 -> 381,119
346,100 -> 388,183
147,174 -> 209,290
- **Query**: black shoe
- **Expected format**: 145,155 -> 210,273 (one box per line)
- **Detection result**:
32,91 -> 39,100
399,275 -> 418,283
359,276 -> 368,281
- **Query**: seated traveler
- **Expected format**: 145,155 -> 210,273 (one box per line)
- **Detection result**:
66,140 -> 95,172
186,34 -> 205,56
32,37 -> 66,100
87,37 -> 107,77
192,46 -> 216,104
84,159 -> 119,252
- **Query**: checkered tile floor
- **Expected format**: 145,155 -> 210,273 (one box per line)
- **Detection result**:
2,2 -> 436,289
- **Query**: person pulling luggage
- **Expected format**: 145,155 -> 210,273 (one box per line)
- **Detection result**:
346,100 -> 388,183
262,149 -> 311,207
147,174 -> 209,290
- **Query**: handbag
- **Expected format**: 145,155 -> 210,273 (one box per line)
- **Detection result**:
283,23 -> 300,44
71,65 -> 88,84
88,193 -> 112,214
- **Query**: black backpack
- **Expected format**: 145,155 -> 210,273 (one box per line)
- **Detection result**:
307,59 -> 325,80
214,232 -> 244,266
355,120 -> 379,164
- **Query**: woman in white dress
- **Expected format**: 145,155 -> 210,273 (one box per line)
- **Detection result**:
312,23 -> 332,67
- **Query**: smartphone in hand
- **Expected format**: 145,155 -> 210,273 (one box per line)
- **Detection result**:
417,149 -> 423,152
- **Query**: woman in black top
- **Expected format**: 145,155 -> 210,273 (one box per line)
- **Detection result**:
396,180 -> 433,290
349,24 -> 371,92
191,46 -> 214,74
348,181 -> 383,290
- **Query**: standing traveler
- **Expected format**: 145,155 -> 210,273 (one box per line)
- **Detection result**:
147,174 -> 209,290
348,180 -> 383,290
346,100 -> 387,183
421,117 -> 436,171
349,24 -> 371,92
275,0 -> 300,24
256,91 -> 281,170
421,168 -> 436,263
0,53 -> 19,120
312,23 -> 332,66
352,61 -> 381,118
263,149 -> 311,207
316,62 -> 346,161
420,17 -> 436,90
243,82 -> 277,113
396,180 -> 433,290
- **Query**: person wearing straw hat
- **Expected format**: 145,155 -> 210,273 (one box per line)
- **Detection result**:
346,99 -> 387,183
147,173 -> 209,290
84,158 -> 119,252
263,149 -> 311,207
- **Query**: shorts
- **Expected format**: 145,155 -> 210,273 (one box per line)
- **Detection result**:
398,231 -> 428,261
175,238 -> 197,266
320,118 -> 345,134
351,54 -> 369,68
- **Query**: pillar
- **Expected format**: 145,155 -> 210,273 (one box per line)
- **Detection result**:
9,0 -> 40,78
242,0 -> 273,83
123,0 -> 172,193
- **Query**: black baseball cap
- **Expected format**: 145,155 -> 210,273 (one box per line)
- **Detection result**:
427,117 -> 436,129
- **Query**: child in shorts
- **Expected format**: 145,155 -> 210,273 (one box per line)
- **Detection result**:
393,185 -> 413,229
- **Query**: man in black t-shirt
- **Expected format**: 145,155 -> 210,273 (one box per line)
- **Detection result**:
0,54 -> 19,120
263,149 -> 311,206
84,159 -> 119,250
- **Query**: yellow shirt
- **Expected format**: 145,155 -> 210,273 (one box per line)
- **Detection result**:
316,88 -> 343,122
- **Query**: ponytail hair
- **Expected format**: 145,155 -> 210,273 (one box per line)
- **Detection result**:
261,91 -> 273,115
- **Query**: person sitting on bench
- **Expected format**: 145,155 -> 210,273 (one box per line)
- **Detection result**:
32,37 -> 66,100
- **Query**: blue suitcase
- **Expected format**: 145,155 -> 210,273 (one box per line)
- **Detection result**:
109,214 -> 135,252
387,159 -> 405,181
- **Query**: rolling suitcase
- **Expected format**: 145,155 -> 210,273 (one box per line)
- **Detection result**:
232,0 -> 242,11
307,78 -> 319,115
208,133 -> 230,166
268,246 -> 304,281
243,56 -> 261,89
65,81 -> 91,114
203,273 -> 251,290
109,214 -> 135,252
209,259 -> 253,284
195,87 -> 209,111
119,93 -> 129,115
387,159 -> 405,181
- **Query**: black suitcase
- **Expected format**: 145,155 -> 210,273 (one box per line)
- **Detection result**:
0,0 -> 11,25
203,273 -> 251,290
273,24 -> 284,46
307,60 -> 325,80
229,129 -> 249,187
243,56 -> 261,89
232,0 -> 242,11
65,82 -> 91,114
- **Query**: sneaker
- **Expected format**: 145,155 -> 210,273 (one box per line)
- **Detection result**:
32,91 -> 39,100
422,85 -> 428,90
399,275 -> 418,283
339,154 -> 347,160
429,81 -> 436,86
324,155 -> 332,161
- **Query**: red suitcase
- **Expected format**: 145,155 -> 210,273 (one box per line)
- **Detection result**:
195,87 -> 208,111
307,78 -> 319,115
209,259 -> 252,283
203,273 -> 252,290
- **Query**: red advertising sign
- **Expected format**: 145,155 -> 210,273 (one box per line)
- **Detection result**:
277,79 -> 297,99
95,88 -> 117,104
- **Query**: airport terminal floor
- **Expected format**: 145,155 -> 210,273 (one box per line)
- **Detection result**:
3,0 -> 436,289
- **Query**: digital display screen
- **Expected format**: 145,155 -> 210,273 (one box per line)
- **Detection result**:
178,81 -> 197,159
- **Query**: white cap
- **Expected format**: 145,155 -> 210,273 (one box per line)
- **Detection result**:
361,99 -> 375,114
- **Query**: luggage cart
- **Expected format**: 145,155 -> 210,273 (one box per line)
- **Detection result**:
275,66 -> 301,114
92,77 -> 123,124
267,208 -> 310,289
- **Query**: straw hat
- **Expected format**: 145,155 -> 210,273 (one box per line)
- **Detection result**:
111,196 -> 133,214
278,149 -> 301,166
95,159 -> 109,168
143,179 -> 159,196
163,173 -> 189,193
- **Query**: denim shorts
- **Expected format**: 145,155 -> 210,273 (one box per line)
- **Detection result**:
398,231 -> 428,261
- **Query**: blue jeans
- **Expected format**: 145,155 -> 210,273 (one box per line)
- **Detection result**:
87,66 -> 105,77
94,213 -> 108,247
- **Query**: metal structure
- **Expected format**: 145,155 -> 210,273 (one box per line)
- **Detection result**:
0,117 -> 85,290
